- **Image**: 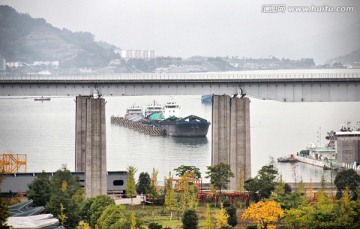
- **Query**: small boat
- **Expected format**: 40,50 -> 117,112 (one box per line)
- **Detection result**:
34,96 -> 50,101
277,154 -> 298,163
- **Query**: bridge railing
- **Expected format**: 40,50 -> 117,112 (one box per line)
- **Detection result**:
0,71 -> 359,82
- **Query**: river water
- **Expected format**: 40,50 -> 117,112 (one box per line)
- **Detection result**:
0,94 -> 359,183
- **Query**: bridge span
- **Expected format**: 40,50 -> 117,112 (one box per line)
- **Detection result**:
1,70 -> 359,102
1,70 -> 360,196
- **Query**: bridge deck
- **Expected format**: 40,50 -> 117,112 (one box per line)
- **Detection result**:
1,71 -> 359,102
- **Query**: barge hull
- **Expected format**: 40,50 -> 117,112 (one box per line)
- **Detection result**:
160,122 -> 210,137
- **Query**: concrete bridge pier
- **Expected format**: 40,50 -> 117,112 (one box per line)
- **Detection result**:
212,95 -> 251,191
75,96 -> 107,197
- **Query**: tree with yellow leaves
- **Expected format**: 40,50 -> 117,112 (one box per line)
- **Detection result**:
298,176 -> 305,192
148,168 -> 160,201
204,203 -> 213,229
164,173 -> 176,220
177,171 -> 198,212
308,178 -> 313,201
126,165 -> 137,205
214,202 -> 228,228
77,221 -> 90,229
242,200 -> 284,228
237,165 -> 245,193
58,203 -> 67,226
130,212 -> 136,229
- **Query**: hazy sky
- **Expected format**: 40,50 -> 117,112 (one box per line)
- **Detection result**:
1,0 -> 359,63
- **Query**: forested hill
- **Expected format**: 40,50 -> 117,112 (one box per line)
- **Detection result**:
0,5 -> 118,68
326,48 -> 360,67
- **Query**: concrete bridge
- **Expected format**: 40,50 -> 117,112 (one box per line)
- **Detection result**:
1,70 -> 359,196
1,70 -> 360,102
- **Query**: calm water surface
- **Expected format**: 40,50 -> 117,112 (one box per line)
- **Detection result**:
0,95 -> 359,183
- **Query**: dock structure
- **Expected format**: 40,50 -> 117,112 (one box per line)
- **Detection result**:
75,96 -> 107,197
111,116 -> 165,136
212,95 -> 251,191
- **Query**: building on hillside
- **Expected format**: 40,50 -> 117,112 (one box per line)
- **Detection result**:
115,49 -> 156,59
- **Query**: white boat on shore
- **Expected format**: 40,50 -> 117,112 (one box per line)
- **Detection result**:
34,96 -> 50,101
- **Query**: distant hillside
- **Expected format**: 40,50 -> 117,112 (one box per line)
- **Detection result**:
326,48 -> 360,67
0,5 -> 118,69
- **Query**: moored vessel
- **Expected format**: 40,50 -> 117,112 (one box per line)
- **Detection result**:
118,100 -> 211,137
144,101 -> 164,118
164,99 -> 180,119
157,115 -> 211,137
125,105 -> 143,120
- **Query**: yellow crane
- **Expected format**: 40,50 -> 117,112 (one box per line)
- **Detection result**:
0,153 -> 27,173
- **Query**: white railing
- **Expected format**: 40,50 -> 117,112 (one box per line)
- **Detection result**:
0,70 -> 359,82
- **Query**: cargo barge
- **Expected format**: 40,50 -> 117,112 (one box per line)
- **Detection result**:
112,99 -> 211,137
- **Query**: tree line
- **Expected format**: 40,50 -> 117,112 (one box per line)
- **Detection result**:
1,161 -> 360,228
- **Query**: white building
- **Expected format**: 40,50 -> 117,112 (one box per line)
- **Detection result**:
115,49 -> 156,59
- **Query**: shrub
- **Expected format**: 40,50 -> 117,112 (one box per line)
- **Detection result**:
222,199 -> 231,208
182,209 -> 198,229
227,215 -> 238,227
148,222 -> 163,229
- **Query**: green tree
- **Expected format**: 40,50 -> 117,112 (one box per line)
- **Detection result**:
226,205 -> 237,227
182,209 -> 198,229
26,171 -> 51,207
284,189 -> 360,229
136,172 -> 151,195
97,204 -> 144,229
97,204 -> 129,229
206,162 -> 234,193
275,190 -> 308,210
126,166 -> 138,204
334,188 -> 360,228
89,194 -> 115,228
45,166 -> 83,229
270,175 -> 304,210
334,169 -> 360,200
79,197 -> 95,224
164,174 -> 176,220
244,161 -> 278,202
273,175 -> 285,198
283,206 -> 310,229
305,191 -> 338,228
174,165 -> 201,178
